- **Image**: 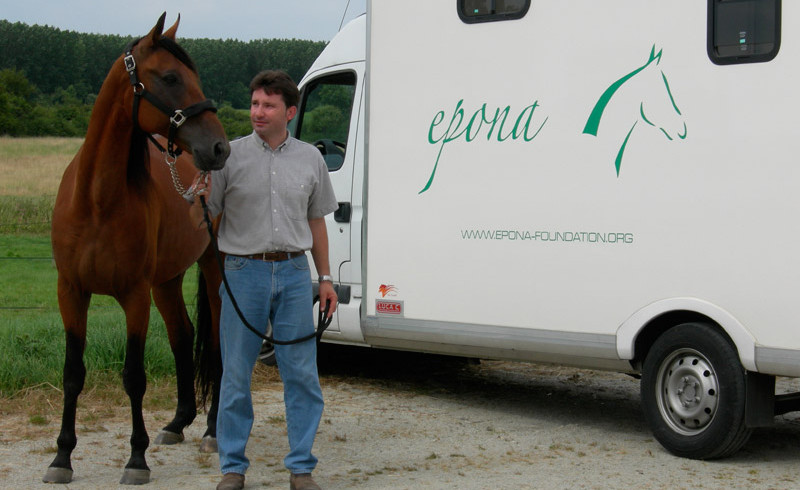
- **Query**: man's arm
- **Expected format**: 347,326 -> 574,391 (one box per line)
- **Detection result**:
308,217 -> 338,317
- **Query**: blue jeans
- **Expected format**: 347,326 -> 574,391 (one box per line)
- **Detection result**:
217,254 -> 323,475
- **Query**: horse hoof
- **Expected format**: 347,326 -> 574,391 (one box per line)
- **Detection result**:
199,435 -> 218,453
119,468 -> 150,485
43,466 -> 73,483
154,429 -> 184,445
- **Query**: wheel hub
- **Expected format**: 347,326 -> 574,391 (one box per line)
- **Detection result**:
656,348 -> 720,435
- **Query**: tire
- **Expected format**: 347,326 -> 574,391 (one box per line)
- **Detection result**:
258,321 -> 276,366
258,339 -> 276,366
640,322 -> 752,459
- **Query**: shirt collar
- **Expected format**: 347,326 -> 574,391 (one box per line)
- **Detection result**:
256,131 -> 291,152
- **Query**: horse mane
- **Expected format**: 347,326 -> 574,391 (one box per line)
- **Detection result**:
126,36 -> 199,186
156,37 -> 198,74
583,45 -> 662,137
128,129 -> 151,188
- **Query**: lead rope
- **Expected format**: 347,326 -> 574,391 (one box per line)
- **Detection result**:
197,193 -> 332,345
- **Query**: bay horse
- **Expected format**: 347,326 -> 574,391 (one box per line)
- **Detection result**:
45,13 -> 228,485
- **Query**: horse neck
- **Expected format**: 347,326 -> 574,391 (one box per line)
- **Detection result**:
74,62 -> 150,209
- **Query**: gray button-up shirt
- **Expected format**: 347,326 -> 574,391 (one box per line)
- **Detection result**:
206,132 -> 339,255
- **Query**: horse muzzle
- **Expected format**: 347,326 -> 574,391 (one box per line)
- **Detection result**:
192,138 -> 230,172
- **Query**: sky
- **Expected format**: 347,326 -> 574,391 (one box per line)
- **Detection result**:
0,0 -> 367,42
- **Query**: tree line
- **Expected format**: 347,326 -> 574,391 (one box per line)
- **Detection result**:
0,20 -> 327,138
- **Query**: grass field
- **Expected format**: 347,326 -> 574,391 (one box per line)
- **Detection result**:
0,136 -> 82,235
0,137 -> 194,404
0,136 -> 81,196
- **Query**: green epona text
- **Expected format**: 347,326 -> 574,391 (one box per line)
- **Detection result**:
421,99 -> 549,193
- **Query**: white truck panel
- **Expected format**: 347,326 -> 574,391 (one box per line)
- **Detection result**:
363,0 -> 800,362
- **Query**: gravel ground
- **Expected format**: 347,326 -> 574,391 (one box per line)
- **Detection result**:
2,345 -> 800,489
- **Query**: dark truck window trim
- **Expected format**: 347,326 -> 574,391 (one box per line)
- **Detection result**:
458,0 -> 530,24
708,0 -> 781,65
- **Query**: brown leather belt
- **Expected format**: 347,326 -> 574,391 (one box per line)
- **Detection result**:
237,251 -> 305,262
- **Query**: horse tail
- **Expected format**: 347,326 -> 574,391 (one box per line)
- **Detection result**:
194,269 -> 216,408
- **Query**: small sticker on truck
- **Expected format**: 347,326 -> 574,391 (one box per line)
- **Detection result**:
376,300 -> 404,317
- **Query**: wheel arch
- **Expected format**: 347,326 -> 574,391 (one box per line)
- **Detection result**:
617,298 -> 757,372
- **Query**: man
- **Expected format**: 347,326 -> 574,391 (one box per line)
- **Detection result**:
189,70 -> 338,490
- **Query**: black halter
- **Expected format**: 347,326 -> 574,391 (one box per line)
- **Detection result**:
123,38 -> 217,163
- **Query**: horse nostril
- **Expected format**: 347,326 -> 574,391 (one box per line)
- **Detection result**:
214,141 -> 230,159
213,142 -> 230,168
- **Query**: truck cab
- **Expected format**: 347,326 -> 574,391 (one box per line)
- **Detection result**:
291,15 -> 366,344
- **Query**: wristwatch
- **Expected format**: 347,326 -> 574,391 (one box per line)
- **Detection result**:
318,275 -> 333,283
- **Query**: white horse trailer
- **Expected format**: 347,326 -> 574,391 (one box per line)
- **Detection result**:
291,0 -> 800,459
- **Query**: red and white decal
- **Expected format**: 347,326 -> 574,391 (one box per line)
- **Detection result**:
376,300 -> 403,316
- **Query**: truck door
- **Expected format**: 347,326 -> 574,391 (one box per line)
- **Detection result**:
292,70 -> 359,330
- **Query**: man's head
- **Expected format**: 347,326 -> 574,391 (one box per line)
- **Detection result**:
249,70 -> 299,110
248,70 -> 299,145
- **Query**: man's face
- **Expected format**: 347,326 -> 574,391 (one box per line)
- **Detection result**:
250,89 -> 296,142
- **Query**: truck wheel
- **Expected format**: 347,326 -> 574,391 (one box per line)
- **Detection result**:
640,322 -> 751,459
258,340 -> 276,366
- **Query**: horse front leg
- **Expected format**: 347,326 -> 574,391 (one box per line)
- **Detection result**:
43,280 -> 90,484
119,289 -> 153,485
151,274 -> 197,445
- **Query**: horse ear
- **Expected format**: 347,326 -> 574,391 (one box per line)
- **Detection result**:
649,44 -> 663,65
148,12 -> 167,44
163,14 -> 180,40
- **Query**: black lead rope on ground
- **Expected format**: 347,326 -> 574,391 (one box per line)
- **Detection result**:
199,195 -> 332,345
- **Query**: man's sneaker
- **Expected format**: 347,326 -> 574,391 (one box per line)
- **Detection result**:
290,473 -> 321,490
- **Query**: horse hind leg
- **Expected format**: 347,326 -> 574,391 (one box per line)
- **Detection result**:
197,250 -> 223,453
43,281 -> 89,484
151,274 -> 197,446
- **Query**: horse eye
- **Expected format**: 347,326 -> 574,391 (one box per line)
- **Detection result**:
162,73 -> 180,86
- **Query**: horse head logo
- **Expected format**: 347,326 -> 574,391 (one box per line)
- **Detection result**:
583,45 -> 687,176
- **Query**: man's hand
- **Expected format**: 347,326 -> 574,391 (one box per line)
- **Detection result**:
189,172 -> 211,201
318,281 -> 338,319
188,172 -> 212,227
308,216 -> 337,319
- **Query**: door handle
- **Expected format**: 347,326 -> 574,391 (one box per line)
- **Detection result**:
334,202 -> 351,223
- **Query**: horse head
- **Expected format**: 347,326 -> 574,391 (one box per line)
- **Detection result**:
124,13 -> 229,172
584,45 -> 687,176
638,46 -> 687,144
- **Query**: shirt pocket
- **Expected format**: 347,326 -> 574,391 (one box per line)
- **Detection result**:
285,180 -> 312,221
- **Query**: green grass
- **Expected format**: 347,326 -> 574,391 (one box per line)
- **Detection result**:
1,234 -> 62,309
0,137 -> 80,197
0,136 -> 83,159
0,308 -> 178,397
0,137 -> 83,234
0,195 -> 54,234
0,234 -> 202,397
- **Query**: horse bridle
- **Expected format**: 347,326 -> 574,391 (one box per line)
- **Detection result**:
123,38 -> 217,193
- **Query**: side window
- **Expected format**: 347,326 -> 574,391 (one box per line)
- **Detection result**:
292,72 -> 356,172
458,0 -> 530,24
707,0 -> 781,65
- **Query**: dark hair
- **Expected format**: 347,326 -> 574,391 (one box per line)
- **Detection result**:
249,70 -> 299,108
